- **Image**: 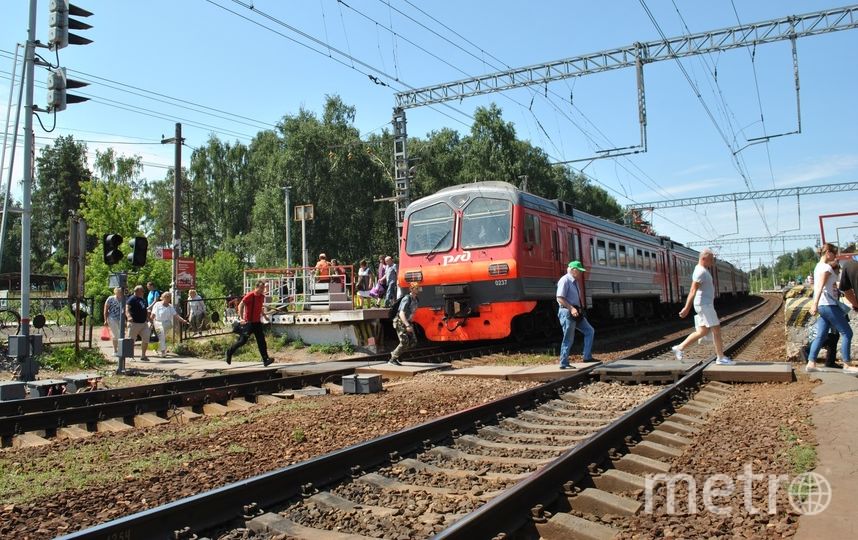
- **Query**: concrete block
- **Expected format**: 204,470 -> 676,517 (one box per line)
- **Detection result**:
593,469 -> 647,492
56,426 -> 92,440
254,394 -> 283,405
657,420 -> 698,436
167,407 -> 201,425
247,512 -> 375,539
614,453 -> 671,475
12,433 -> 51,448
630,440 -> 683,460
201,402 -> 231,416
226,398 -> 255,410
644,430 -> 692,449
535,512 -> 618,540
62,373 -> 102,393
668,413 -> 704,426
704,362 -> 794,383
97,419 -> 132,432
568,487 -> 641,516
133,413 -> 168,428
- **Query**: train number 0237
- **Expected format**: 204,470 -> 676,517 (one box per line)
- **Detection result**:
494,280 -> 508,286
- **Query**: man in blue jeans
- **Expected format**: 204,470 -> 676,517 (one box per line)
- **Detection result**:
556,260 -> 595,369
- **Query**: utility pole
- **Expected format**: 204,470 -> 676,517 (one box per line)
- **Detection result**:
13,0 -> 39,381
161,123 -> 183,341
283,185 -> 291,267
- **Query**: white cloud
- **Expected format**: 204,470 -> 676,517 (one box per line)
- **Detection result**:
776,155 -> 858,187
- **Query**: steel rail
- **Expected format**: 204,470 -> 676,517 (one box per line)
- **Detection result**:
435,295 -> 783,538
0,369 -> 284,417
59,368 -> 598,539
57,296 -> 776,538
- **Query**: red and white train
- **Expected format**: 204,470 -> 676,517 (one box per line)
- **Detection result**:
398,181 -> 749,342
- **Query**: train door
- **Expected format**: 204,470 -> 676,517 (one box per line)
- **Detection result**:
550,226 -> 564,278
566,229 -> 584,298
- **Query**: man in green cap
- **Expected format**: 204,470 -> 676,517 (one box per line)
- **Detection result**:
556,260 -> 595,368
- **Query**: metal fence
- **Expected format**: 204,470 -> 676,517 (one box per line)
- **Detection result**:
178,295 -> 236,340
0,296 -> 94,346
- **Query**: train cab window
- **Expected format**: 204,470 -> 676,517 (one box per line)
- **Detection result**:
636,249 -> 644,270
461,197 -> 512,249
596,239 -> 607,266
405,202 -> 455,255
523,214 -> 540,245
608,242 -> 618,267
619,245 -> 628,268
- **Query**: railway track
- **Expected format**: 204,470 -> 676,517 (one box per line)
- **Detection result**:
55,295 -> 780,539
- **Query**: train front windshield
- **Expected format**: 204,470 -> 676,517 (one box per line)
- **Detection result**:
405,197 -> 512,255
406,202 -> 455,255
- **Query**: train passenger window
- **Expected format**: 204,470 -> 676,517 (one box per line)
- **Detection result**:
608,242 -> 618,267
645,251 -> 652,270
636,249 -> 644,269
524,214 -> 540,245
596,239 -> 607,266
461,197 -> 512,249
619,245 -> 627,268
568,232 -> 581,262
404,202 -> 455,255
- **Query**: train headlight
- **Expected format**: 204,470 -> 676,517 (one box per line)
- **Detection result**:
404,271 -> 423,282
488,263 -> 509,276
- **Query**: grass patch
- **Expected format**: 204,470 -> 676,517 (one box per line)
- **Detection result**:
779,425 -> 817,474
37,346 -> 108,371
291,428 -> 306,443
307,341 -> 354,355
0,400 -> 322,504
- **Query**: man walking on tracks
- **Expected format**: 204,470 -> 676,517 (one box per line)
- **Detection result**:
226,280 -> 274,367
673,248 -> 735,365
556,260 -> 595,369
388,282 -> 420,366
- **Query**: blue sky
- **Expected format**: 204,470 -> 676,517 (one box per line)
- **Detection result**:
2,0 -> 857,270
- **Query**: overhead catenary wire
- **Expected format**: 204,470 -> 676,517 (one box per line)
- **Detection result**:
638,0 -> 772,237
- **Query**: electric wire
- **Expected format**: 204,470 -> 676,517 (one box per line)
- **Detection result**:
638,0 -> 772,236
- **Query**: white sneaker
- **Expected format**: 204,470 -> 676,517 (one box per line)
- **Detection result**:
805,362 -> 819,373
671,346 -> 683,361
715,357 -> 736,365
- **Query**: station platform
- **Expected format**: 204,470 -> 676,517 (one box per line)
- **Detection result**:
439,362 -> 599,382
593,359 -> 697,383
795,371 -> 858,540
703,361 -> 794,383
356,362 -> 452,378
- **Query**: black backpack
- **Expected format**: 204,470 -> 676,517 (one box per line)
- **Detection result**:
387,295 -> 406,320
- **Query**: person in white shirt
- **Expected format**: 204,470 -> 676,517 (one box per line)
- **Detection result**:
807,243 -> 856,373
151,292 -> 188,357
672,248 -> 734,365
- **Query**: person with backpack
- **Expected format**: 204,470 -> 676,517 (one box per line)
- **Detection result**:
388,282 -> 420,366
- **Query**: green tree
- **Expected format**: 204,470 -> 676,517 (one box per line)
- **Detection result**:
80,150 -> 147,299
32,135 -> 91,272
196,250 -> 244,298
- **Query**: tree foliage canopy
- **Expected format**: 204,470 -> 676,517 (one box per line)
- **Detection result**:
25,97 -> 627,300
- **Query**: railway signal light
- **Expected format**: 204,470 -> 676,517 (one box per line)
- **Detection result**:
48,0 -> 93,50
102,233 -> 123,266
46,67 -> 89,112
127,236 -> 148,268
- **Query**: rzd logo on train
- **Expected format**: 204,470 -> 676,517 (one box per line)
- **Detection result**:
442,251 -> 472,265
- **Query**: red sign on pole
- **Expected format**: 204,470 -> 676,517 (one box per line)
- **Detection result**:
155,247 -> 174,260
176,258 -> 196,289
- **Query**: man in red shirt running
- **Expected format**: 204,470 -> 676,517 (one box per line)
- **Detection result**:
226,280 -> 274,366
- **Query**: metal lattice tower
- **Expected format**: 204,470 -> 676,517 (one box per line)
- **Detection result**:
392,107 -> 410,236
627,182 -> 858,211
394,6 -> 858,108
389,5 -> 858,232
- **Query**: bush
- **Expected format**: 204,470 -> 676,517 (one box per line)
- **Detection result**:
37,346 -> 108,371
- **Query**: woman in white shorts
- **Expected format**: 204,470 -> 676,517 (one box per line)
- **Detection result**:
672,248 -> 735,365
151,292 -> 188,357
